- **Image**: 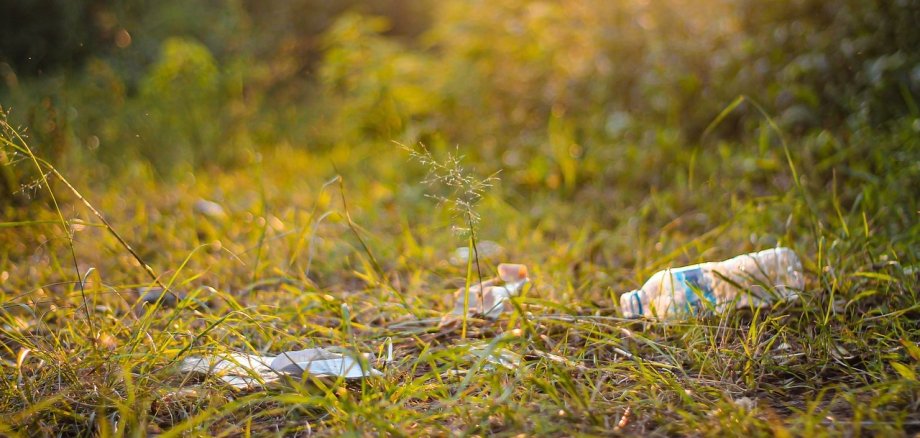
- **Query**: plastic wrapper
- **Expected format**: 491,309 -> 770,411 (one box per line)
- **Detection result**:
451,263 -> 530,319
179,347 -> 380,389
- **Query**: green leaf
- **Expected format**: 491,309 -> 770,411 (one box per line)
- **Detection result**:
901,340 -> 920,363
851,272 -> 897,282
890,361 -> 917,381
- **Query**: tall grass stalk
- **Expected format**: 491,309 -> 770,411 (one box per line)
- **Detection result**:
400,142 -> 498,338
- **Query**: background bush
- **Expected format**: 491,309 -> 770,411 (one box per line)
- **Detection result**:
0,0 -> 917,180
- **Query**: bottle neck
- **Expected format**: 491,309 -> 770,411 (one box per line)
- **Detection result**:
620,289 -> 644,318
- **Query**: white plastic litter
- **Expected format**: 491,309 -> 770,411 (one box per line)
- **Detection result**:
179,347 -> 380,389
179,353 -> 277,388
452,263 -> 530,319
474,346 -> 521,371
193,199 -> 227,219
619,247 -> 805,319
270,348 -> 382,379
450,241 -> 504,266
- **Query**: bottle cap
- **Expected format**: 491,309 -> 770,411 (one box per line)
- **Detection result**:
620,289 -> 644,318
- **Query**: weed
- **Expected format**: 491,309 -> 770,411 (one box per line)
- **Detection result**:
401,142 -> 501,338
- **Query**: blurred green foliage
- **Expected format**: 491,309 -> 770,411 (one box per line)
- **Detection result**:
737,0 -> 920,127
0,0 -> 101,75
0,0 -> 917,180
139,38 -> 230,168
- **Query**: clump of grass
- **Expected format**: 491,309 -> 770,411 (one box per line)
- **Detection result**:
401,142 -> 500,338
400,142 -> 500,236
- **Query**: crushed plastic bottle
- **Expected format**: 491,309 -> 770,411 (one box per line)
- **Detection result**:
620,247 -> 804,319
179,347 -> 382,389
452,263 -> 529,319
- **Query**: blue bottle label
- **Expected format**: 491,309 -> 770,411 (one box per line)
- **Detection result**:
670,265 -> 716,313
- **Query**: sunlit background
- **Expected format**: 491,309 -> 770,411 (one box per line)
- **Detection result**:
1,0 -> 917,174
1,0 -> 918,301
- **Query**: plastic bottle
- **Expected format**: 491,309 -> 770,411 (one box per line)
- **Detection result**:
619,247 -> 804,319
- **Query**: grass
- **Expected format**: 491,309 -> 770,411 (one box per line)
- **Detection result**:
0,109 -> 918,436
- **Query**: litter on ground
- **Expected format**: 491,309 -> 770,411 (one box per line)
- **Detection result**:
179,347 -> 380,389
619,247 -> 804,319
451,263 -> 530,319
